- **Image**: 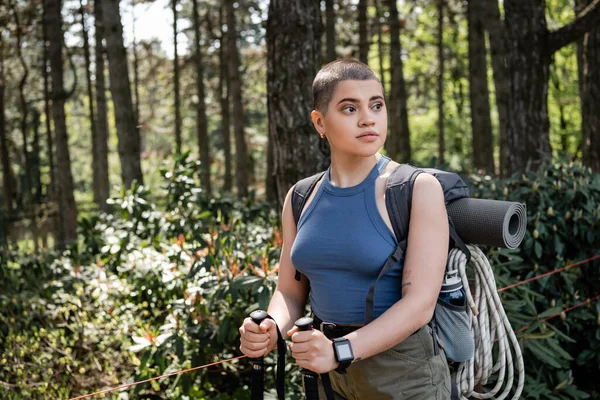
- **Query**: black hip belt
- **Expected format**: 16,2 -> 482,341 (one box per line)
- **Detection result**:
313,314 -> 364,339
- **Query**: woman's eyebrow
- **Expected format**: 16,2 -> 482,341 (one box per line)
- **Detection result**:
336,95 -> 384,105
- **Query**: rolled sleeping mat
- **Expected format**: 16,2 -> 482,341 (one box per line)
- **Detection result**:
446,198 -> 527,249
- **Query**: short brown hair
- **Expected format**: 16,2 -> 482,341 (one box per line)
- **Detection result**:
312,59 -> 381,114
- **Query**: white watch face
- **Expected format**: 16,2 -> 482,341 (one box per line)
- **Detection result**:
336,343 -> 353,360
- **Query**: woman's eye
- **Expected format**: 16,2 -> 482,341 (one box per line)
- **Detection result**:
343,105 -> 356,113
372,103 -> 383,111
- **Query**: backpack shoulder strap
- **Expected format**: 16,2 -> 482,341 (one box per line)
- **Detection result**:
364,164 -> 422,324
385,164 -> 424,247
291,171 -> 326,227
290,171 -> 325,282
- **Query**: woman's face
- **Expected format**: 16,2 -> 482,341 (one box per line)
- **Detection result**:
312,79 -> 388,158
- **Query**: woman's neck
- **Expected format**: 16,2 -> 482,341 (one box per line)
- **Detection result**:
329,152 -> 381,188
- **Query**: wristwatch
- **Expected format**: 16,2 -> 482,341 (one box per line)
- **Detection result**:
332,338 -> 354,374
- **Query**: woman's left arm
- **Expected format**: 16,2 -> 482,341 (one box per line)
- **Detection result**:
344,172 -> 449,362
286,173 -> 449,373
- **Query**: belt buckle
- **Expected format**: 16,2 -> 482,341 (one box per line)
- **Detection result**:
319,321 -> 337,332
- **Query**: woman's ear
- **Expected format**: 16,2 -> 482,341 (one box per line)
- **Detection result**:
311,110 -> 325,136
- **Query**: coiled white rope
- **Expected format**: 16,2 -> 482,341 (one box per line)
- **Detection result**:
448,245 -> 525,400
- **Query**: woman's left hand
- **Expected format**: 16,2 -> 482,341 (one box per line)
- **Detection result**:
287,326 -> 339,374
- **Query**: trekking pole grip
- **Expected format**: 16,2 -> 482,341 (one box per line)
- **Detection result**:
249,310 -> 268,400
295,317 -> 321,400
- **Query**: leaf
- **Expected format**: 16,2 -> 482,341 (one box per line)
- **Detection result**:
553,235 -> 564,256
538,307 -> 563,319
534,241 -> 543,259
526,340 -> 563,368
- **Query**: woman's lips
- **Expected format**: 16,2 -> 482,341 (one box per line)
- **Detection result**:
357,132 -> 379,142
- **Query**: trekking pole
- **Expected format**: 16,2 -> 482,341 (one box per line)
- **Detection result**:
249,310 -> 269,400
295,317 -> 321,400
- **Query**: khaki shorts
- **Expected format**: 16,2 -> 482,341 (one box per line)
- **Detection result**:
316,325 -> 452,400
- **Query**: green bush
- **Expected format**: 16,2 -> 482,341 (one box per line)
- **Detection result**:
1,156 -> 599,399
470,158 -> 600,399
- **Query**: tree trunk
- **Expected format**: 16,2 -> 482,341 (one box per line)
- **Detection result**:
468,0 -> 494,173
102,0 -> 143,188
267,0 -> 327,207
325,0 -> 336,63
31,109 -> 42,202
219,5 -> 232,192
503,1 -> 552,173
375,0 -> 386,92
576,0 -> 600,172
30,109 -> 41,251
79,0 -> 101,206
10,0 -> 31,202
131,2 -> 142,152
502,0 -> 600,175
226,0 -> 249,197
192,0 -> 211,196
483,0 -> 510,176
265,132 -> 276,203
0,36 -> 13,214
386,0 -> 411,163
94,0 -> 110,212
45,0 -> 78,245
437,0 -> 445,166
42,1 -> 60,241
358,0 -> 369,64
172,0 -> 182,154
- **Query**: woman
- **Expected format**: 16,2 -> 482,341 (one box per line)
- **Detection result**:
239,58 -> 452,399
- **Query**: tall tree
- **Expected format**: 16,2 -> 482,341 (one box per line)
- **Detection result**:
192,0 -> 211,195
482,0 -> 510,176
502,0 -> 600,174
267,0 -> 327,207
79,0 -> 102,207
219,4 -> 232,192
10,0 -> 31,202
131,1 -> 141,151
45,0 -> 78,244
172,0 -> 182,154
468,0 -> 494,173
102,0 -> 143,187
226,0 -> 249,197
92,0 -> 110,211
358,0 -> 369,64
0,35 -> 13,214
437,0 -> 445,166
42,0 -> 59,240
374,0 -> 386,92
386,0 -> 411,163
576,0 -> 600,172
93,0 -> 110,211
325,0 -> 336,63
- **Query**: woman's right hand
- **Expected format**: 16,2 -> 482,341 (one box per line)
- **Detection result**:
239,317 -> 279,358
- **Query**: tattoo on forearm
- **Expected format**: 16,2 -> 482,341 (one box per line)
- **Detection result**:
402,282 -> 412,288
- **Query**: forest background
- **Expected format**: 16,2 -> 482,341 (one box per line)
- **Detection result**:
1,0 -> 600,399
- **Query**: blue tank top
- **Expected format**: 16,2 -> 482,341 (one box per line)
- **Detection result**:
290,155 -> 404,324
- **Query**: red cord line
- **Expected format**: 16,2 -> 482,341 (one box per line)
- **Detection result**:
68,355 -> 247,400
497,254 -> 600,293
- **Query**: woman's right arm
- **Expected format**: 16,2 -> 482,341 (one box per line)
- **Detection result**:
238,188 -> 309,357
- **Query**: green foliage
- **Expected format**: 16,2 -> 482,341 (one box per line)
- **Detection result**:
2,157 -> 600,399
0,154 -> 298,399
470,157 -> 600,399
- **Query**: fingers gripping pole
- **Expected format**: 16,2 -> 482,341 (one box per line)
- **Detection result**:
249,310 -> 268,400
452,246 -> 525,400
248,310 -> 287,400
295,317 -> 321,400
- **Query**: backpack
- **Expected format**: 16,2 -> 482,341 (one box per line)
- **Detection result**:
291,163 -> 475,363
